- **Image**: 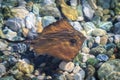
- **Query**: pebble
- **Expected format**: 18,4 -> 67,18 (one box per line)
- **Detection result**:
113,22 -> 120,34
97,0 -> 111,9
0,40 -> 8,51
26,1 -> 33,12
100,35 -> 108,45
42,16 -> 56,27
91,29 -> 107,36
17,60 -> 34,74
94,36 -> 101,44
114,34 -> 120,43
0,64 -> 6,77
3,27 -> 17,40
70,0 -> 77,8
74,69 -> 85,80
86,58 -> 98,66
89,46 -> 106,56
98,21 -> 113,31
60,0 -> 78,20
32,4 -> 40,16
5,18 -> 25,32
81,47 -> 90,54
82,0 -> 95,20
0,76 -> 15,80
73,65 -> 81,73
11,7 -> 29,19
82,22 -> 96,34
39,1 -> 61,18
96,54 -> 109,62
59,61 -> 75,72
70,21 -> 83,32
25,12 -> 36,30
36,17 -> 43,33
98,59 -> 120,80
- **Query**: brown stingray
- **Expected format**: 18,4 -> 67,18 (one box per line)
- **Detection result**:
30,19 -> 86,61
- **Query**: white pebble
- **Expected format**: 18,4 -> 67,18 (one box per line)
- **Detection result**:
95,36 -> 101,44
59,61 -> 75,72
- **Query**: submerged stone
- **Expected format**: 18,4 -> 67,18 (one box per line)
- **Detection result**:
98,59 -> 120,80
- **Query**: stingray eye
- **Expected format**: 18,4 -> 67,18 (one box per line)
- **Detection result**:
69,39 -> 77,45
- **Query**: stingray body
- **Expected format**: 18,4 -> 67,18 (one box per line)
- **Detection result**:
30,19 -> 86,61
1,19 -> 86,61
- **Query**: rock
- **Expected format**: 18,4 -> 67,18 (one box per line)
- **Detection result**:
86,58 -> 98,66
73,64 -> 81,73
115,2 -> 120,15
0,64 -> 6,77
97,0 -> 111,9
103,9 -> 110,15
0,29 -> 5,38
94,7 -> 103,17
91,15 -> 101,25
0,40 -> 8,51
0,76 -> 15,80
59,61 -> 75,72
74,69 -> 85,80
60,0 -> 78,20
116,15 -> 120,22
58,74 -> 66,80
36,17 -> 43,33
113,22 -> 120,34
89,46 -> 106,56
77,4 -> 84,21
5,18 -> 25,32
81,47 -> 90,54
96,54 -> 109,62
25,12 -> 36,30
91,29 -> 107,36
82,22 -> 96,34
11,7 -> 29,19
26,1 -> 34,12
2,7 -> 15,20
94,36 -> 101,44
87,0 -> 97,9
11,43 -> 27,53
18,0 -> 27,7
82,0 -> 95,20
2,0 -> 18,7
98,22 -> 113,31
3,27 -> 17,40
13,70 -> 24,79
32,4 -> 40,16
40,0 -> 55,5
87,37 -> 95,48
70,0 -> 77,8
65,73 -> 74,80
70,21 -> 83,32
114,34 -> 120,43
39,1 -> 61,18
37,75 -> 45,80
98,59 -> 120,80
27,30 -> 38,39
22,27 -> 29,37
42,16 -> 56,27
100,35 -> 108,45
45,76 -> 52,80
8,56 -> 18,65
16,59 -> 34,74
80,53 -> 95,62
102,15 -> 111,21
86,65 -> 95,78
